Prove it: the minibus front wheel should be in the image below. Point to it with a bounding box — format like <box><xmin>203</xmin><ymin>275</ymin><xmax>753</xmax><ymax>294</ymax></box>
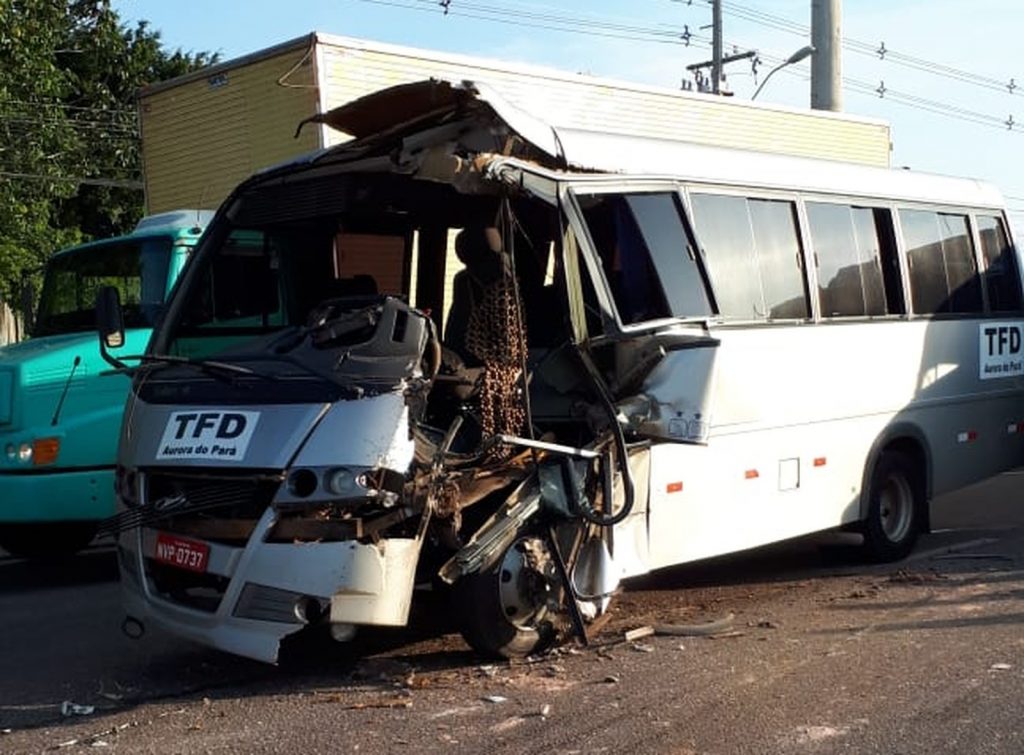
<box><xmin>454</xmin><ymin>531</ymin><xmax>558</xmax><ymax>658</ymax></box>
<box><xmin>861</xmin><ymin>450</ymin><xmax>923</xmax><ymax>562</ymax></box>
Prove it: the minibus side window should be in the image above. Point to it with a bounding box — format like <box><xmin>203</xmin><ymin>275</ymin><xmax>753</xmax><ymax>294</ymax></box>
<box><xmin>691</xmin><ymin>193</ymin><xmax>809</xmax><ymax>320</ymax></box>
<box><xmin>807</xmin><ymin>202</ymin><xmax>899</xmax><ymax>317</ymax></box>
<box><xmin>749</xmin><ymin>199</ymin><xmax>808</xmax><ymax>319</ymax></box>
<box><xmin>900</xmin><ymin>209</ymin><xmax>982</xmax><ymax>314</ymax></box>
<box><xmin>577</xmin><ymin>192</ymin><xmax>712</xmax><ymax>324</ymax></box>
<box><xmin>977</xmin><ymin>215</ymin><xmax>1022</xmax><ymax>312</ymax></box>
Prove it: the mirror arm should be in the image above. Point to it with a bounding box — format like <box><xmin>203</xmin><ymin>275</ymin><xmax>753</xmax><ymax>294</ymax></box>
<box><xmin>98</xmin><ymin>337</ymin><xmax>128</xmax><ymax>370</ymax></box>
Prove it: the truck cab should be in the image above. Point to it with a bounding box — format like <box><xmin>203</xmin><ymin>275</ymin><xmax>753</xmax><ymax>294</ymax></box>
<box><xmin>0</xmin><ymin>211</ymin><xmax>212</xmax><ymax>558</ymax></box>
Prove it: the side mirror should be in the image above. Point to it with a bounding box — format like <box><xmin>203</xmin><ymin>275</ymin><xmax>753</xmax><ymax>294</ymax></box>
<box><xmin>96</xmin><ymin>286</ymin><xmax>126</xmax><ymax>353</ymax></box>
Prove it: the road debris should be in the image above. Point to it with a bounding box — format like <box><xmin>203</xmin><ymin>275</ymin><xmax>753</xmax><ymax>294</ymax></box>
<box><xmin>651</xmin><ymin>613</ymin><xmax>736</xmax><ymax>637</ymax></box>
<box><xmin>482</xmin><ymin>695</ymin><xmax>508</xmax><ymax>704</ymax></box>
<box><xmin>313</xmin><ymin>692</ymin><xmax>414</xmax><ymax>710</ymax></box>
<box><xmin>602</xmin><ymin>674</ymin><xmax>621</xmax><ymax>684</ymax></box>
<box><xmin>888</xmin><ymin>569</ymin><xmax>949</xmax><ymax>584</ymax></box>
<box><xmin>630</xmin><ymin>642</ymin><xmax>655</xmax><ymax>653</ymax></box>
<box><xmin>706</xmin><ymin>631</ymin><xmax>746</xmax><ymax>640</ymax></box>
<box><xmin>492</xmin><ymin>717</ymin><xmax>526</xmax><ymax>733</ymax></box>
<box><xmin>61</xmin><ymin>701</ymin><xmax>95</xmax><ymax>717</ymax></box>
<box><xmin>624</xmin><ymin>626</ymin><xmax>655</xmax><ymax>642</ymax></box>
<box><xmin>347</xmin><ymin>700</ymin><xmax>413</xmax><ymax>710</ymax></box>
<box><xmin>990</xmin><ymin>663</ymin><xmax>1013</xmax><ymax>671</ymax></box>
<box><xmin>933</xmin><ymin>553</ymin><xmax>1015</xmax><ymax>562</ymax></box>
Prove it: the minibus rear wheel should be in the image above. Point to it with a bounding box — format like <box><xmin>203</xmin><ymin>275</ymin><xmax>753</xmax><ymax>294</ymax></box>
<box><xmin>861</xmin><ymin>450</ymin><xmax>923</xmax><ymax>562</ymax></box>
<box><xmin>0</xmin><ymin>522</ymin><xmax>98</xmax><ymax>559</ymax></box>
<box><xmin>454</xmin><ymin>532</ymin><xmax>558</xmax><ymax>658</ymax></box>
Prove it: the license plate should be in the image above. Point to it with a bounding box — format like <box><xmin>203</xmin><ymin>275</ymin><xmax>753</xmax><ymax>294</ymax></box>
<box><xmin>154</xmin><ymin>533</ymin><xmax>210</xmax><ymax>573</ymax></box>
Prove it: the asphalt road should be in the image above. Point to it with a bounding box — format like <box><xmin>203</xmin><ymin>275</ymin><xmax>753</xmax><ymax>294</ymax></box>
<box><xmin>2</xmin><ymin>472</ymin><xmax>1024</xmax><ymax>754</ymax></box>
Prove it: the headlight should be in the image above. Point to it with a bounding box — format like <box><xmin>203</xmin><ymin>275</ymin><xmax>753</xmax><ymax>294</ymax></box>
<box><xmin>4</xmin><ymin>444</ymin><xmax>14</xmax><ymax>461</ymax></box>
<box><xmin>325</xmin><ymin>467</ymin><xmax>356</xmax><ymax>496</ymax></box>
<box><xmin>17</xmin><ymin>442</ymin><xmax>31</xmax><ymax>463</ymax></box>
<box><xmin>286</xmin><ymin>468</ymin><xmax>319</xmax><ymax>498</ymax></box>
<box><xmin>273</xmin><ymin>466</ymin><xmax>389</xmax><ymax>506</ymax></box>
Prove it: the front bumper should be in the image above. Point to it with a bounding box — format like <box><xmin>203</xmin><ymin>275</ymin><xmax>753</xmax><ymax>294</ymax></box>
<box><xmin>0</xmin><ymin>466</ymin><xmax>114</xmax><ymax>523</ymax></box>
<box><xmin>119</xmin><ymin>507</ymin><xmax>420</xmax><ymax>664</ymax></box>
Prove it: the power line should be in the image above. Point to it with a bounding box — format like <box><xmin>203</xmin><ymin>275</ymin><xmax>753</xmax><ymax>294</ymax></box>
<box><xmin>351</xmin><ymin>0</ymin><xmax>1023</xmax><ymax>137</ymax></box>
<box><xmin>354</xmin><ymin>0</ymin><xmax>691</xmax><ymax>45</ymax></box>
<box><xmin>0</xmin><ymin>171</ymin><xmax>143</xmax><ymax>189</ymax></box>
<box><xmin>751</xmin><ymin>47</ymin><xmax>1017</xmax><ymax>133</ymax></box>
<box><xmin>0</xmin><ymin>167</ymin><xmax>143</xmax><ymax>180</ymax></box>
<box><xmin>0</xmin><ymin>116</ymin><xmax>139</xmax><ymax>135</ymax></box>
<box><xmin>0</xmin><ymin>98</ymin><xmax>137</xmax><ymax>116</ymax></box>
<box><xmin>717</xmin><ymin>0</ymin><xmax>1020</xmax><ymax>97</ymax></box>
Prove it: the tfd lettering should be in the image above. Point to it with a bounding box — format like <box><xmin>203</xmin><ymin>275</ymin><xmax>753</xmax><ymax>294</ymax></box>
<box><xmin>172</xmin><ymin>412</ymin><xmax>248</xmax><ymax>440</ymax></box>
<box><xmin>984</xmin><ymin>326</ymin><xmax>1021</xmax><ymax>356</ymax></box>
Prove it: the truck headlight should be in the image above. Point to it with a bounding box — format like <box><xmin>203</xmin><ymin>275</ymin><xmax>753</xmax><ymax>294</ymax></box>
<box><xmin>17</xmin><ymin>442</ymin><xmax>31</xmax><ymax>463</ymax></box>
<box><xmin>4</xmin><ymin>444</ymin><xmax>14</xmax><ymax>461</ymax></box>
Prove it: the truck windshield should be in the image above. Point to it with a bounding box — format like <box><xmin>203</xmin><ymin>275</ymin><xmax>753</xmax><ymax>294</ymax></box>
<box><xmin>35</xmin><ymin>237</ymin><xmax>173</xmax><ymax>336</ymax></box>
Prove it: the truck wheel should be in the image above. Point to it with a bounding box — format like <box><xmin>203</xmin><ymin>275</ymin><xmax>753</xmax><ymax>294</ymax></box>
<box><xmin>861</xmin><ymin>451</ymin><xmax>922</xmax><ymax>562</ymax></box>
<box><xmin>454</xmin><ymin>532</ymin><xmax>558</xmax><ymax>658</ymax></box>
<box><xmin>0</xmin><ymin>523</ymin><xmax>98</xmax><ymax>559</ymax></box>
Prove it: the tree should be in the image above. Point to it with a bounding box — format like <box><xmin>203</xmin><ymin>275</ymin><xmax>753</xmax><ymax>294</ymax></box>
<box><xmin>0</xmin><ymin>0</ymin><xmax>216</xmax><ymax>304</ymax></box>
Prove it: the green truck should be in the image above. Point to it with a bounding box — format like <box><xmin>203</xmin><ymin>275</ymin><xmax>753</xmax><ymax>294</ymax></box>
<box><xmin>0</xmin><ymin>210</ymin><xmax>211</xmax><ymax>557</ymax></box>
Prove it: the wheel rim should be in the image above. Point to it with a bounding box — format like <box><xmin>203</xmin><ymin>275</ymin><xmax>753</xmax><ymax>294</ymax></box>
<box><xmin>879</xmin><ymin>472</ymin><xmax>914</xmax><ymax>543</ymax></box>
<box><xmin>496</xmin><ymin>537</ymin><xmax>551</xmax><ymax>629</ymax></box>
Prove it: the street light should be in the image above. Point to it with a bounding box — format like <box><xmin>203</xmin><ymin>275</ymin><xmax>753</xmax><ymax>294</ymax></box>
<box><xmin>751</xmin><ymin>45</ymin><xmax>816</xmax><ymax>101</ymax></box>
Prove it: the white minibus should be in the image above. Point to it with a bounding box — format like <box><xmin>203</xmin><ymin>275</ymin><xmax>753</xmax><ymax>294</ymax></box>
<box><xmin>98</xmin><ymin>79</ymin><xmax>1024</xmax><ymax>663</ymax></box>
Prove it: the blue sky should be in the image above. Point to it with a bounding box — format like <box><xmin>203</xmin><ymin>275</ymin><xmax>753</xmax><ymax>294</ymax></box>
<box><xmin>113</xmin><ymin>0</ymin><xmax>1024</xmax><ymax>227</ymax></box>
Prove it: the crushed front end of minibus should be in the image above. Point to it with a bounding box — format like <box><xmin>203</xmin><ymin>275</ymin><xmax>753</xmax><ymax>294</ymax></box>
<box><xmin>105</xmin><ymin>79</ymin><xmax>719</xmax><ymax>663</ymax></box>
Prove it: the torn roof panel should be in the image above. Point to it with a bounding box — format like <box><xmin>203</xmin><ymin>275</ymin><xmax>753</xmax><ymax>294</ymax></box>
<box><xmin>293</xmin><ymin>78</ymin><xmax>1003</xmax><ymax>211</ymax></box>
<box><xmin>304</xmin><ymin>78</ymin><xmax>561</xmax><ymax>161</ymax></box>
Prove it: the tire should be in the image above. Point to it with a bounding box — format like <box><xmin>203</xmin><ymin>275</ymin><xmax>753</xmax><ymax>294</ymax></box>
<box><xmin>861</xmin><ymin>450</ymin><xmax>923</xmax><ymax>562</ymax></box>
<box><xmin>453</xmin><ymin>532</ymin><xmax>558</xmax><ymax>658</ymax></box>
<box><xmin>0</xmin><ymin>522</ymin><xmax>98</xmax><ymax>559</ymax></box>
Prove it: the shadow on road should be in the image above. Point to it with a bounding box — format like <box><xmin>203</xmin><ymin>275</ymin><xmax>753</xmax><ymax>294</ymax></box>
<box><xmin>0</xmin><ymin>546</ymin><xmax>118</xmax><ymax>592</ymax></box>
<box><xmin>624</xmin><ymin>531</ymin><xmax>871</xmax><ymax>594</ymax></box>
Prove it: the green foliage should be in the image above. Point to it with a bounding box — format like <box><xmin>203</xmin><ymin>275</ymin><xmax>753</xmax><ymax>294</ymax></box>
<box><xmin>0</xmin><ymin>0</ymin><xmax>216</xmax><ymax>303</ymax></box>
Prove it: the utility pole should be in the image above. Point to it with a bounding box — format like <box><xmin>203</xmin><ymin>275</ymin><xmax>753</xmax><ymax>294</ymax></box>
<box><xmin>711</xmin><ymin>0</ymin><xmax>723</xmax><ymax>95</ymax></box>
<box><xmin>685</xmin><ymin>0</ymin><xmax>756</xmax><ymax>95</ymax></box>
<box><xmin>810</xmin><ymin>0</ymin><xmax>842</xmax><ymax>110</ymax></box>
